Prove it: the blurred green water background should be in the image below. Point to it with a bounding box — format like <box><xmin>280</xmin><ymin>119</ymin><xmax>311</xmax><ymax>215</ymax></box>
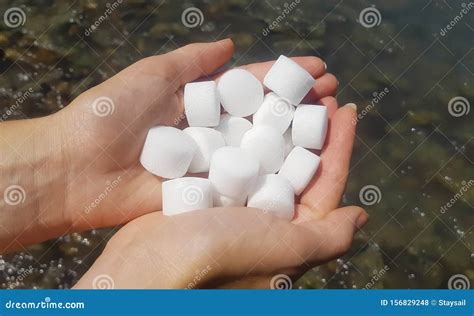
<box><xmin>0</xmin><ymin>0</ymin><xmax>472</xmax><ymax>289</ymax></box>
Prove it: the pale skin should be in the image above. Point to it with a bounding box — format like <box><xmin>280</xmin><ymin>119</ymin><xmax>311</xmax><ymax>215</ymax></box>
<box><xmin>0</xmin><ymin>39</ymin><xmax>368</xmax><ymax>288</ymax></box>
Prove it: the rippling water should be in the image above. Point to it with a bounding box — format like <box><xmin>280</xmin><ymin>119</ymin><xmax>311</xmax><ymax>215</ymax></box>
<box><xmin>0</xmin><ymin>0</ymin><xmax>472</xmax><ymax>289</ymax></box>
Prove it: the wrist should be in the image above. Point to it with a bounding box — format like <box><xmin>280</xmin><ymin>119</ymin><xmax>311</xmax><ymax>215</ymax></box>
<box><xmin>0</xmin><ymin>114</ymin><xmax>71</xmax><ymax>252</ymax></box>
<box><xmin>75</xmin><ymin>213</ymin><xmax>218</xmax><ymax>289</ymax></box>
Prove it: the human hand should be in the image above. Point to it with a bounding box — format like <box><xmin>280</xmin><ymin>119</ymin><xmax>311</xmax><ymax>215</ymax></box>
<box><xmin>75</xmin><ymin>88</ymin><xmax>367</xmax><ymax>289</ymax></box>
<box><xmin>0</xmin><ymin>39</ymin><xmax>338</xmax><ymax>252</ymax></box>
<box><xmin>57</xmin><ymin>39</ymin><xmax>339</xmax><ymax>231</ymax></box>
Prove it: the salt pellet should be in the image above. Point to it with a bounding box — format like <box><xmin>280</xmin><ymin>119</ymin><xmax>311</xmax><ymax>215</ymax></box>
<box><xmin>184</xmin><ymin>81</ymin><xmax>220</xmax><ymax>127</ymax></box>
<box><xmin>263</xmin><ymin>55</ymin><xmax>316</xmax><ymax>105</ymax></box>
<box><xmin>247</xmin><ymin>174</ymin><xmax>295</xmax><ymax>221</ymax></box>
<box><xmin>140</xmin><ymin>126</ymin><xmax>197</xmax><ymax>179</ymax></box>
<box><xmin>292</xmin><ymin>104</ymin><xmax>328</xmax><ymax>150</ymax></box>
<box><xmin>283</xmin><ymin>128</ymin><xmax>294</xmax><ymax>157</ymax></box>
<box><xmin>162</xmin><ymin>177</ymin><xmax>212</xmax><ymax>216</ymax></box>
<box><xmin>208</xmin><ymin>146</ymin><xmax>260</xmax><ymax>199</ymax></box>
<box><xmin>278</xmin><ymin>146</ymin><xmax>321</xmax><ymax>195</ymax></box>
<box><xmin>213</xmin><ymin>192</ymin><xmax>246</xmax><ymax>207</ymax></box>
<box><xmin>217</xmin><ymin>69</ymin><xmax>264</xmax><ymax>117</ymax></box>
<box><xmin>240</xmin><ymin>125</ymin><xmax>285</xmax><ymax>174</ymax></box>
<box><xmin>253</xmin><ymin>92</ymin><xmax>295</xmax><ymax>134</ymax></box>
<box><xmin>184</xmin><ymin>127</ymin><xmax>225</xmax><ymax>173</ymax></box>
<box><xmin>214</xmin><ymin>114</ymin><xmax>252</xmax><ymax>146</ymax></box>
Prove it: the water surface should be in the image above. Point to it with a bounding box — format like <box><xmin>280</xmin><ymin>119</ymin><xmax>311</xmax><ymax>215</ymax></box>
<box><xmin>0</xmin><ymin>0</ymin><xmax>472</xmax><ymax>289</ymax></box>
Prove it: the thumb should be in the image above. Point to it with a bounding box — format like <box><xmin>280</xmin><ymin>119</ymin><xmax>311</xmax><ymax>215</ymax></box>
<box><xmin>162</xmin><ymin>39</ymin><xmax>234</xmax><ymax>86</ymax></box>
<box><xmin>305</xmin><ymin>206</ymin><xmax>368</xmax><ymax>263</ymax></box>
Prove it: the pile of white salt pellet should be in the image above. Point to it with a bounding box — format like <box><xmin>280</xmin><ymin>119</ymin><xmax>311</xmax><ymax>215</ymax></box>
<box><xmin>140</xmin><ymin>56</ymin><xmax>327</xmax><ymax>221</ymax></box>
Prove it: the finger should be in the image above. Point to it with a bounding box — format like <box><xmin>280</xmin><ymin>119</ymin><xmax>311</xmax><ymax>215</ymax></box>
<box><xmin>303</xmin><ymin>73</ymin><xmax>338</xmax><ymax>101</ymax></box>
<box><xmin>217</xmin><ymin>276</ymin><xmax>274</xmax><ymax>289</ymax></box>
<box><xmin>300</xmin><ymin>104</ymin><xmax>358</xmax><ymax>217</ymax></box>
<box><xmin>213</xmin><ymin>58</ymin><xmax>333</xmax><ymax>105</ymax></box>
<box><xmin>301</xmin><ymin>206</ymin><xmax>368</xmax><ymax>264</ymax></box>
<box><xmin>317</xmin><ymin>96</ymin><xmax>338</xmax><ymax>119</ymax></box>
<box><xmin>162</xmin><ymin>39</ymin><xmax>235</xmax><ymax>86</ymax></box>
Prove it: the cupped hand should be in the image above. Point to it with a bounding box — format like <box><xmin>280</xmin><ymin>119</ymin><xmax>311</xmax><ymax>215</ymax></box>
<box><xmin>55</xmin><ymin>39</ymin><xmax>339</xmax><ymax>233</ymax></box>
<box><xmin>74</xmin><ymin>53</ymin><xmax>367</xmax><ymax>288</ymax></box>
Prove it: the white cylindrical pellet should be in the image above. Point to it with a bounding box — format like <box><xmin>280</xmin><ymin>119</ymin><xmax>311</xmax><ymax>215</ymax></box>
<box><xmin>278</xmin><ymin>146</ymin><xmax>321</xmax><ymax>195</ymax></box>
<box><xmin>217</xmin><ymin>69</ymin><xmax>264</xmax><ymax>117</ymax></box>
<box><xmin>292</xmin><ymin>104</ymin><xmax>328</xmax><ymax>150</ymax></box>
<box><xmin>283</xmin><ymin>128</ymin><xmax>294</xmax><ymax>158</ymax></box>
<box><xmin>240</xmin><ymin>125</ymin><xmax>285</xmax><ymax>174</ymax></box>
<box><xmin>214</xmin><ymin>114</ymin><xmax>252</xmax><ymax>146</ymax></box>
<box><xmin>253</xmin><ymin>92</ymin><xmax>295</xmax><ymax>134</ymax></box>
<box><xmin>263</xmin><ymin>55</ymin><xmax>316</xmax><ymax>105</ymax></box>
<box><xmin>184</xmin><ymin>127</ymin><xmax>225</xmax><ymax>173</ymax></box>
<box><xmin>213</xmin><ymin>192</ymin><xmax>246</xmax><ymax>207</ymax></box>
<box><xmin>162</xmin><ymin>177</ymin><xmax>212</xmax><ymax>216</ymax></box>
<box><xmin>184</xmin><ymin>81</ymin><xmax>220</xmax><ymax>127</ymax></box>
<box><xmin>140</xmin><ymin>126</ymin><xmax>197</xmax><ymax>179</ymax></box>
<box><xmin>247</xmin><ymin>174</ymin><xmax>295</xmax><ymax>221</ymax></box>
<box><xmin>208</xmin><ymin>146</ymin><xmax>260</xmax><ymax>199</ymax></box>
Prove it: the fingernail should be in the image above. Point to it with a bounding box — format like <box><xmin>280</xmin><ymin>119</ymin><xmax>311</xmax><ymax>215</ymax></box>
<box><xmin>217</xmin><ymin>38</ymin><xmax>232</xmax><ymax>44</ymax></box>
<box><xmin>345</xmin><ymin>103</ymin><xmax>357</xmax><ymax>111</ymax></box>
<box><xmin>323</xmin><ymin>62</ymin><xmax>327</xmax><ymax>70</ymax></box>
<box><xmin>356</xmin><ymin>212</ymin><xmax>369</xmax><ymax>229</ymax></box>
